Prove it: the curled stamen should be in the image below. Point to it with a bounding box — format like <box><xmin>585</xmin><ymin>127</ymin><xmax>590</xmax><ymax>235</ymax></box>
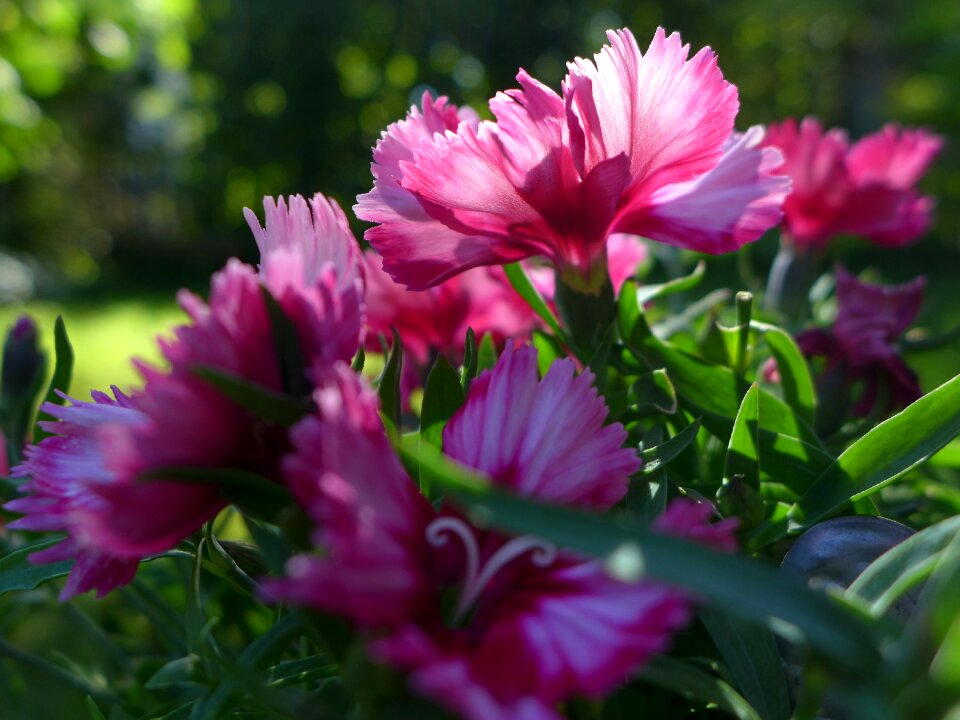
<box><xmin>425</xmin><ymin>516</ymin><xmax>558</xmax><ymax>624</ymax></box>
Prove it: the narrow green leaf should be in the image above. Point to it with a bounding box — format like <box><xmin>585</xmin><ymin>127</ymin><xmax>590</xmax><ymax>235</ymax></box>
<box><xmin>790</xmin><ymin>373</ymin><xmax>960</xmax><ymax>530</ymax></box>
<box><xmin>700</xmin><ymin>608</ymin><xmax>792</xmax><ymax>720</ymax></box>
<box><xmin>619</xmin><ymin>284</ymin><xmax>832</xmax><ymax>494</ymax></box>
<box><xmin>640</xmin><ymin>418</ymin><xmax>700</xmax><ymax>474</ymax></box>
<box><xmin>34</xmin><ymin>316</ymin><xmax>73</xmax><ymax>441</ymax></box>
<box><xmin>85</xmin><ymin>697</ymin><xmax>108</xmax><ymax>720</ymax></box>
<box><xmin>477</xmin><ymin>332</ymin><xmax>498</xmax><ymax>372</ymax></box>
<box><xmin>633</xmin><ymin>260</ymin><xmax>706</xmax><ymax>305</ymax></box>
<box><xmin>633</xmin><ymin>369</ymin><xmax>677</xmax><ymax>415</ymax></box>
<box><xmin>146</xmin><ymin>655</ymin><xmax>202</xmax><ymax>688</ymax></box>
<box><xmin>503</xmin><ymin>262</ymin><xmax>573</xmax><ymax>350</ymax></box>
<box><xmin>192</xmin><ymin>612</ymin><xmax>306</xmax><ymax>719</ymax></box>
<box><xmin>192</xmin><ymin>365</ymin><xmax>309</xmax><ymax>426</ymax></box>
<box><xmin>531</xmin><ymin>329</ymin><xmax>564</xmax><ymax>377</ymax></box>
<box><xmin>350</xmin><ymin>346</ymin><xmax>365</xmax><ymax>372</ymax></box>
<box><xmin>0</xmin><ymin>539</ymin><xmax>72</xmax><ymax>595</ymax></box>
<box><xmin>261</xmin><ymin>286</ymin><xmax>309</xmax><ymax>396</ymax></box>
<box><xmin>639</xmin><ymin>655</ymin><xmax>762</xmax><ymax>720</ymax></box>
<box><xmin>753</xmin><ymin>320</ymin><xmax>817</xmax><ymax>425</ymax></box>
<box><xmin>409</xmin><ymin>443</ymin><xmax>882</xmax><ymax>672</ymax></box>
<box><xmin>420</xmin><ymin>355</ymin><xmax>466</xmax><ymax>449</ymax></box>
<box><xmin>847</xmin><ymin>515</ymin><xmax>960</xmax><ymax>616</ymax></box>
<box><xmin>724</xmin><ymin>383</ymin><xmax>761</xmax><ymax>490</ymax></box>
<box><xmin>461</xmin><ymin>327</ymin><xmax>478</xmax><ymax>392</ymax></box>
<box><xmin>376</xmin><ymin>330</ymin><xmax>403</xmax><ymax>433</ymax></box>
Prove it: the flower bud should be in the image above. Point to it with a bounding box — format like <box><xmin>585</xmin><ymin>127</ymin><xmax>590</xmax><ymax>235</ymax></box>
<box><xmin>2</xmin><ymin>315</ymin><xmax>45</xmax><ymax>406</ymax></box>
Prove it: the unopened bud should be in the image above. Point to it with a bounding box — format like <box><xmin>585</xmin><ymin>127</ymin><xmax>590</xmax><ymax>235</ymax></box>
<box><xmin>1</xmin><ymin>315</ymin><xmax>46</xmax><ymax>410</ymax></box>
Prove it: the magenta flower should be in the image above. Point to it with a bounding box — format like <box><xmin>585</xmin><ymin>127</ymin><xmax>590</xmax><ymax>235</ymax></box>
<box><xmin>796</xmin><ymin>267</ymin><xmax>925</xmax><ymax>416</ymax></box>
<box><xmin>356</xmin><ymin>28</ymin><xmax>788</xmax><ymax>292</ymax></box>
<box><xmin>363</xmin><ymin>252</ymin><xmax>540</xmax><ymax>366</ymax></box>
<box><xmin>6</xmin><ymin>193</ymin><xmax>365</xmax><ymax>597</ymax></box>
<box><xmin>762</xmin><ymin>118</ymin><xmax>943</xmax><ymax>248</ymax></box>
<box><xmin>7</xmin><ymin>389</ymin><xmax>142</xmax><ymax>599</ymax></box>
<box><xmin>267</xmin><ymin>345</ymin><xmax>737</xmax><ymax>719</ymax></box>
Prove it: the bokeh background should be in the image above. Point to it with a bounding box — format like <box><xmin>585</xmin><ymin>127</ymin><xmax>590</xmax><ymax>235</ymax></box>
<box><xmin>1</xmin><ymin>0</ymin><xmax>959</xmax><ymax>394</ymax></box>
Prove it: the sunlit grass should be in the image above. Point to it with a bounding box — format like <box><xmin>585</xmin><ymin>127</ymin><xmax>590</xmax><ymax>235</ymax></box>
<box><xmin>0</xmin><ymin>300</ymin><xmax>184</xmax><ymax>399</ymax></box>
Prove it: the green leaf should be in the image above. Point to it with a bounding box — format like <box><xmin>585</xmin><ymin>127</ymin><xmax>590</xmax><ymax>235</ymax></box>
<box><xmin>619</xmin><ymin>284</ymin><xmax>832</xmax><ymax>494</ymax></box>
<box><xmin>461</xmin><ymin>327</ymin><xmax>478</xmax><ymax>392</ymax></box>
<box><xmin>503</xmin><ymin>262</ymin><xmax>573</xmax><ymax>351</ymax></box>
<box><xmin>410</xmin><ymin>442</ymin><xmax>882</xmax><ymax>672</ymax></box>
<box><xmin>192</xmin><ymin>365</ymin><xmax>309</xmax><ymax>426</ymax></box>
<box><xmin>531</xmin><ymin>329</ymin><xmax>564</xmax><ymax>377</ymax></box>
<box><xmin>633</xmin><ymin>260</ymin><xmax>706</xmax><ymax>305</ymax></box>
<box><xmin>261</xmin><ymin>286</ymin><xmax>309</xmax><ymax>396</ymax></box>
<box><xmin>640</xmin><ymin>418</ymin><xmax>700</xmax><ymax>475</ymax></box>
<box><xmin>34</xmin><ymin>316</ymin><xmax>72</xmax><ymax>441</ymax></box>
<box><xmin>192</xmin><ymin>612</ymin><xmax>306</xmax><ymax>719</ymax></box>
<box><xmin>724</xmin><ymin>383</ymin><xmax>761</xmax><ymax>490</ymax></box>
<box><xmin>86</xmin><ymin>697</ymin><xmax>108</xmax><ymax>720</ymax></box>
<box><xmin>790</xmin><ymin>373</ymin><xmax>960</xmax><ymax>530</ymax></box>
<box><xmin>846</xmin><ymin>515</ymin><xmax>960</xmax><ymax>616</ymax></box>
<box><xmin>477</xmin><ymin>332</ymin><xmax>498</xmax><ymax>372</ymax></box>
<box><xmin>350</xmin><ymin>346</ymin><xmax>365</xmax><ymax>372</ymax></box>
<box><xmin>639</xmin><ymin>655</ymin><xmax>762</xmax><ymax>720</ymax></box>
<box><xmin>377</xmin><ymin>330</ymin><xmax>403</xmax><ymax>433</ymax></box>
<box><xmin>0</xmin><ymin>539</ymin><xmax>73</xmax><ymax>595</ymax></box>
<box><xmin>700</xmin><ymin>608</ymin><xmax>792</xmax><ymax>720</ymax></box>
<box><xmin>146</xmin><ymin>654</ymin><xmax>202</xmax><ymax>688</ymax></box>
<box><xmin>633</xmin><ymin>369</ymin><xmax>677</xmax><ymax>415</ymax></box>
<box><xmin>753</xmin><ymin>320</ymin><xmax>817</xmax><ymax>426</ymax></box>
<box><xmin>420</xmin><ymin>355</ymin><xmax>465</xmax><ymax>449</ymax></box>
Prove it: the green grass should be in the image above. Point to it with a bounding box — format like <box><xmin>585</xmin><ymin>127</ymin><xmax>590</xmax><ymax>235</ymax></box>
<box><xmin>0</xmin><ymin>300</ymin><xmax>185</xmax><ymax>399</ymax></box>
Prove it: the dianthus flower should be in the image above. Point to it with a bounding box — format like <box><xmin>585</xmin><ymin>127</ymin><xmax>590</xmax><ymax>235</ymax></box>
<box><xmin>762</xmin><ymin>118</ymin><xmax>942</xmax><ymax>248</ymax></box>
<box><xmin>795</xmin><ymin>267</ymin><xmax>925</xmax><ymax>416</ymax></box>
<box><xmin>356</xmin><ymin>28</ymin><xmax>788</xmax><ymax>292</ymax></box>
<box><xmin>267</xmin><ymin>344</ymin><xmax>737</xmax><ymax>719</ymax></box>
<box><xmin>6</xmin><ymin>194</ymin><xmax>364</xmax><ymax>598</ymax></box>
<box><xmin>358</xmin><ymin>91</ymin><xmax>648</xmax><ymax>366</ymax></box>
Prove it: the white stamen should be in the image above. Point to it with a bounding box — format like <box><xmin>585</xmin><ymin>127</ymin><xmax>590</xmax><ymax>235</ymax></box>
<box><xmin>425</xmin><ymin>516</ymin><xmax>557</xmax><ymax>624</ymax></box>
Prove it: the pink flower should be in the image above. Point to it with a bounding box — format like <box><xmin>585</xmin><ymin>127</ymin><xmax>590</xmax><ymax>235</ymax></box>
<box><xmin>762</xmin><ymin>118</ymin><xmax>943</xmax><ymax>248</ymax></box>
<box><xmin>363</xmin><ymin>252</ymin><xmax>540</xmax><ymax>366</ymax></box>
<box><xmin>267</xmin><ymin>344</ymin><xmax>737</xmax><ymax>718</ymax></box>
<box><xmin>6</xmin><ymin>389</ymin><xmax>142</xmax><ymax>598</ymax></box>
<box><xmin>356</xmin><ymin>28</ymin><xmax>788</xmax><ymax>292</ymax></box>
<box><xmin>6</xmin><ymin>193</ymin><xmax>365</xmax><ymax>597</ymax></box>
<box><xmin>796</xmin><ymin>267</ymin><xmax>925</xmax><ymax>416</ymax></box>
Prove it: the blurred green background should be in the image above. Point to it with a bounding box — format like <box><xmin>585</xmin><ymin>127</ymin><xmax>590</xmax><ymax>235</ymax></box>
<box><xmin>1</xmin><ymin>0</ymin><xmax>958</xmax><ymax>395</ymax></box>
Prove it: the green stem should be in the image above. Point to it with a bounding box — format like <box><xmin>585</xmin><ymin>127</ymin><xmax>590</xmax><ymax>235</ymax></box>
<box><xmin>734</xmin><ymin>291</ymin><xmax>753</xmax><ymax>376</ymax></box>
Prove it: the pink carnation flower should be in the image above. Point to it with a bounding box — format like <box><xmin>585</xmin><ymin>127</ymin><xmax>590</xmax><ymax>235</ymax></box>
<box><xmin>363</xmin><ymin>252</ymin><xmax>539</xmax><ymax>366</ymax></box>
<box><xmin>267</xmin><ymin>344</ymin><xmax>736</xmax><ymax>718</ymax></box>
<box><xmin>762</xmin><ymin>118</ymin><xmax>943</xmax><ymax>248</ymax></box>
<box><xmin>796</xmin><ymin>267</ymin><xmax>925</xmax><ymax>416</ymax></box>
<box><xmin>6</xmin><ymin>193</ymin><xmax>365</xmax><ymax>598</ymax></box>
<box><xmin>356</xmin><ymin>28</ymin><xmax>788</xmax><ymax>292</ymax></box>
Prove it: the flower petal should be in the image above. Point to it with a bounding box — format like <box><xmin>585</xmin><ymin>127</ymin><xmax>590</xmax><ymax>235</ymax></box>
<box><xmin>265</xmin><ymin>366</ymin><xmax>436</xmax><ymax>626</ymax></box>
<box><xmin>834</xmin><ymin>267</ymin><xmax>926</xmax><ymax>365</ymax></box>
<box><xmin>443</xmin><ymin>342</ymin><xmax>638</xmax><ymax>509</ymax></box>
<box><xmin>612</xmin><ymin>126</ymin><xmax>789</xmax><ymax>254</ymax></box>
<box><xmin>564</xmin><ymin>27</ymin><xmax>738</xmax><ymax>195</ymax></box>
<box><xmin>847</xmin><ymin>124</ymin><xmax>944</xmax><ymax>189</ymax></box>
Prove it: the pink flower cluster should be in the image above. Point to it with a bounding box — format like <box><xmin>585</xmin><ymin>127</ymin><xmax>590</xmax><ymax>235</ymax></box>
<box><xmin>763</xmin><ymin>118</ymin><xmax>942</xmax><ymax>248</ymax></box>
<box><xmin>266</xmin><ymin>345</ymin><xmax>735</xmax><ymax>719</ymax></box>
<box><xmin>4</xmin><ymin>23</ymin><xmax>942</xmax><ymax>718</ymax></box>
